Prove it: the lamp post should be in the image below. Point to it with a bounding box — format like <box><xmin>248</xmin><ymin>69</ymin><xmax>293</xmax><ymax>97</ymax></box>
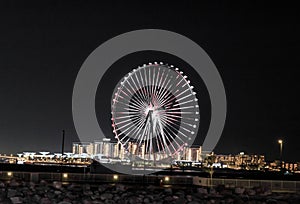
<box><xmin>278</xmin><ymin>139</ymin><xmax>283</xmax><ymax>160</ymax></box>
<box><xmin>278</xmin><ymin>139</ymin><xmax>283</xmax><ymax>169</ymax></box>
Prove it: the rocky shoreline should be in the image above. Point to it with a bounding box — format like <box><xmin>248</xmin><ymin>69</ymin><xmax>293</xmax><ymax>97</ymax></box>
<box><xmin>0</xmin><ymin>179</ymin><xmax>299</xmax><ymax>204</ymax></box>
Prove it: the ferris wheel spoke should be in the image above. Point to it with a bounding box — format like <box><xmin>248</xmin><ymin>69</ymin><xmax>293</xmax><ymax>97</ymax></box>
<box><xmin>166</xmin><ymin>111</ymin><xmax>194</xmax><ymax>114</ymax></box>
<box><xmin>121</xmin><ymin>82</ymin><xmax>134</xmax><ymax>96</ymax></box>
<box><xmin>175</xmin><ymin>92</ymin><xmax>195</xmax><ymax>102</ymax></box>
<box><xmin>128</xmin><ymin>77</ymin><xmax>145</xmax><ymax>105</ymax></box>
<box><xmin>176</xmin><ymin>77</ymin><xmax>186</xmax><ymax>87</ymax></box>
<box><xmin>148</xmin><ymin>66</ymin><xmax>153</xmax><ymax>96</ymax></box>
<box><xmin>156</xmin><ymin>70</ymin><xmax>171</xmax><ymax>98</ymax></box>
<box><xmin>157</xmin><ymin>78</ymin><xmax>172</xmax><ymax>102</ymax></box>
<box><xmin>151</xmin><ymin>67</ymin><xmax>155</xmax><ymax>96</ymax></box>
<box><xmin>156</xmin><ymin>121</ymin><xmax>172</xmax><ymax>155</ymax></box>
<box><xmin>157</xmin><ymin>68</ymin><xmax>166</xmax><ymax>91</ymax></box>
<box><xmin>117</xmin><ymin>115</ymin><xmax>143</xmax><ymax>134</ymax></box>
<box><xmin>123</xmin><ymin>107</ymin><xmax>141</xmax><ymax>112</ymax></box>
<box><xmin>174</xmin><ymin>87</ymin><xmax>191</xmax><ymax>98</ymax></box>
<box><xmin>115</xmin><ymin>114</ymin><xmax>140</xmax><ymax>120</ymax></box>
<box><xmin>143</xmin><ymin>67</ymin><xmax>150</xmax><ymax>100</ymax></box>
<box><xmin>137</xmin><ymin>125</ymin><xmax>148</xmax><ymax>148</ymax></box>
<box><xmin>115</xmin><ymin>116</ymin><xmax>141</xmax><ymax>126</ymax></box>
<box><xmin>129</xmin><ymin>96</ymin><xmax>146</xmax><ymax>110</ymax></box>
<box><xmin>130</xmin><ymin>117</ymin><xmax>150</xmax><ymax>141</ymax></box>
<box><xmin>172</xmin><ymin>99</ymin><xmax>195</xmax><ymax>107</ymax></box>
<box><xmin>125</xmin><ymin>78</ymin><xmax>137</xmax><ymax>94</ymax></box>
<box><xmin>159</xmin><ymin>93</ymin><xmax>176</xmax><ymax>108</ymax></box>
<box><xmin>159</xmin><ymin>124</ymin><xmax>183</xmax><ymax>152</ymax></box>
<box><xmin>118</xmin><ymin>88</ymin><xmax>130</xmax><ymax>98</ymax></box>
<box><xmin>160</xmin><ymin>114</ymin><xmax>181</xmax><ymax>125</ymax></box>
<box><xmin>124</xmin><ymin>86</ymin><xmax>145</xmax><ymax>109</ymax></box>
<box><xmin>153</xmin><ymin>125</ymin><xmax>164</xmax><ymax>155</ymax></box>
<box><xmin>181</xmin><ymin>120</ymin><xmax>198</xmax><ymax>129</ymax></box>
<box><xmin>153</xmin><ymin>67</ymin><xmax>161</xmax><ymax>101</ymax></box>
<box><xmin>115</xmin><ymin>117</ymin><xmax>143</xmax><ymax>133</ymax></box>
<box><xmin>166</xmin><ymin>106</ymin><xmax>195</xmax><ymax>111</ymax></box>
<box><xmin>138</xmin><ymin>68</ymin><xmax>148</xmax><ymax>101</ymax></box>
<box><xmin>160</xmin><ymin>116</ymin><xmax>189</xmax><ymax>140</ymax></box>
<box><xmin>113</xmin><ymin>99</ymin><xmax>133</xmax><ymax>109</ymax></box>
<box><xmin>133</xmin><ymin>72</ymin><xmax>147</xmax><ymax>101</ymax></box>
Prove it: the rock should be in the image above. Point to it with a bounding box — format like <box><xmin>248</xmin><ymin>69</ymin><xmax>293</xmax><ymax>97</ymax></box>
<box><xmin>84</xmin><ymin>190</ymin><xmax>94</xmax><ymax>196</ymax></box>
<box><xmin>33</xmin><ymin>194</ymin><xmax>41</xmax><ymax>202</ymax></box>
<box><xmin>143</xmin><ymin>197</ymin><xmax>151</xmax><ymax>203</ymax></box>
<box><xmin>235</xmin><ymin>187</ymin><xmax>245</xmax><ymax>195</ymax></box>
<box><xmin>164</xmin><ymin>188</ymin><xmax>172</xmax><ymax>194</ymax></box>
<box><xmin>83</xmin><ymin>184</ymin><xmax>91</xmax><ymax>191</ymax></box>
<box><xmin>209</xmin><ymin>188</ymin><xmax>217</xmax><ymax>195</ymax></box>
<box><xmin>46</xmin><ymin>191</ymin><xmax>56</xmax><ymax>199</ymax></box>
<box><xmin>263</xmin><ymin>189</ymin><xmax>272</xmax><ymax>196</ymax></box>
<box><xmin>100</xmin><ymin>193</ymin><xmax>113</xmax><ymax>201</ymax></box>
<box><xmin>40</xmin><ymin>180</ymin><xmax>48</xmax><ymax>186</ymax></box>
<box><xmin>0</xmin><ymin>181</ymin><xmax>6</xmax><ymax>188</ymax></box>
<box><xmin>115</xmin><ymin>184</ymin><xmax>126</xmax><ymax>192</ymax></box>
<box><xmin>53</xmin><ymin>181</ymin><xmax>62</xmax><ymax>189</ymax></box>
<box><xmin>28</xmin><ymin>181</ymin><xmax>35</xmax><ymax>188</ymax></box>
<box><xmin>83</xmin><ymin>199</ymin><xmax>94</xmax><ymax>204</ymax></box>
<box><xmin>163</xmin><ymin>195</ymin><xmax>174</xmax><ymax>202</ymax></box>
<box><xmin>9</xmin><ymin>180</ymin><xmax>20</xmax><ymax>187</ymax></box>
<box><xmin>175</xmin><ymin>190</ymin><xmax>185</xmax><ymax>196</ymax></box>
<box><xmin>58</xmin><ymin>201</ymin><xmax>72</xmax><ymax>204</ymax></box>
<box><xmin>90</xmin><ymin>195</ymin><xmax>100</xmax><ymax>200</ymax></box>
<box><xmin>145</xmin><ymin>195</ymin><xmax>154</xmax><ymax>201</ymax></box>
<box><xmin>104</xmin><ymin>200</ymin><xmax>115</xmax><ymax>204</ymax></box>
<box><xmin>266</xmin><ymin>199</ymin><xmax>278</xmax><ymax>204</ymax></box>
<box><xmin>173</xmin><ymin>197</ymin><xmax>186</xmax><ymax>204</ymax></box>
<box><xmin>222</xmin><ymin>189</ymin><xmax>233</xmax><ymax>195</ymax></box>
<box><xmin>215</xmin><ymin>185</ymin><xmax>225</xmax><ymax>193</ymax></box>
<box><xmin>98</xmin><ymin>185</ymin><xmax>109</xmax><ymax>193</ymax></box>
<box><xmin>40</xmin><ymin>197</ymin><xmax>52</xmax><ymax>204</ymax></box>
<box><xmin>0</xmin><ymin>198</ymin><xmax>13</xmax><ymax>204</ymax></box>
<box><xmin>66</xmin><ymin>191</ymin><xmax>78</xmax><ymax>200</ymax></box>
<box><xmin>146</xmin><ymin>185</ymin><xmax>156</xmax><ymax>191</ymax></box>
<box><xmin>128</xmin><ymin>196</ymin><xmax>141</xmax><ymax>204</ymax></box>
<box><xmin>186</xmin><ymin>194</ymin><xmax>192</xmax><ymax>202</ymax></box>
<box><xmin>197</xmin><ymin>188</ymin><xmax>208</xmax><ymax>194</ymax></box>
<box><xmin>7</xmin><ymin>189</ymin><xmax>18</xmax><ymax>198</ymax></box>
<box><xmin>187</xmin><ymin>201</ymin><xmax>200</xmax><ymax>204</ymax></box>
<box><xmin>247</xmin><ymin>189</ymin><xmax>256</xmax><ymax>196</ymax></box>
<box><xmin>9</xmin><ymin>197</ymin><xmax>22</xmax><ymax>204</ymax></box>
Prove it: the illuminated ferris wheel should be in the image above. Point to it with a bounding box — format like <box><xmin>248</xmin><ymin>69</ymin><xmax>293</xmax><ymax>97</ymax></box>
<box><xmin>111</xmin><ymin>62</ymin><xmax>200</xmax><ymax>160</ymax></box>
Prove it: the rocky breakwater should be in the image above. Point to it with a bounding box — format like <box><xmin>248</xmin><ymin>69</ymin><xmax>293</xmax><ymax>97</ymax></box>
<box><xmin>0</xmin><ymin>178</ymin><xmax>300</xmax><ymax>204</ymax></box>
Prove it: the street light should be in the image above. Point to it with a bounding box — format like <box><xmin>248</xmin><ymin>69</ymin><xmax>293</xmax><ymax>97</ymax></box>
<box><xmin>113</xmin><ymin>174</ymin><xmax>119</xmax><ymax>181</ymax></box>
<box><xmin>278</xmin><ymin>139</ymin><xmax>283</xmax><ymax>160</ymax></box>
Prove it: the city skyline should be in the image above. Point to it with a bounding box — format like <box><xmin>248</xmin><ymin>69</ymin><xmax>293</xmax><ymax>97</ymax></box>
<box><xmin>3</xmin><ymin>137</ymin><xmax>299</xmax><ymax>173</ymax></box>
<box><xmin>0</xmin><ymin>137</ymin><xmax>295</xmax><ymax>164</ymax></box>
<box><xmin>0</xmin><ymin>2</ymin><xmax>300</xmax><ymax>162</ymax></box>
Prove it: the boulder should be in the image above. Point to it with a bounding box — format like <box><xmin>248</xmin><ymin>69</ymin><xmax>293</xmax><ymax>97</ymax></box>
<box><xmin>100</xmin><ymin>193</ymin><xmax>113</xmax><ymax>201</ymax></box>
<box><xmin>9</xmin><ymin>197</ymin><xmax>23</xmax><ymax>204</ymax></box>
<box><xmin>7</xmin><ymin>189</ymin><xmax>18</xmax><ymax>198</ymax></box>
<box><xmin>53</xmin><ymin>181</ymin><xmax>62</xmax><ymax>189</ymax></box>
<box><xmin>234</xmin><ymin>187</ymin><xmax>245</xmax><ymax>195</ymax></box>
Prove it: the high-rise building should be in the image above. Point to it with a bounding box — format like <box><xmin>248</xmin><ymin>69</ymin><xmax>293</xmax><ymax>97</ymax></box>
<box><xmin>72</xmin><ymin>142</ymin><xmax>93</xmax><ymax>155</ymax></box>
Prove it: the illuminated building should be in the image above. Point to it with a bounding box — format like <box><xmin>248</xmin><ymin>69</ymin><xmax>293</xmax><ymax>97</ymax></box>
<box><xmin>211</xmin><ymin>152</ymin><xmax>266</xmax><ymax>170</ymax></box>
<box><xmin>72</xmin><ymin>142</ymin><xmax>93</xmax><ymax>155</ymax></box>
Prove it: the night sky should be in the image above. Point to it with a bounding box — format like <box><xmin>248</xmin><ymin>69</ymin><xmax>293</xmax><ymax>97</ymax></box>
<box><xmin>0</xmin><ymin>1</ymin><xmax>299</xmax><ymax>162</ymax></box>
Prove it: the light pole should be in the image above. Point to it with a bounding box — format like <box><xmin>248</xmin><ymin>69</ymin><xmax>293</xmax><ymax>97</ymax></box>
<box><xmin>278</xmin><ymin>139</ymin><xmax>283</xmax><ymax>168</ymax></box>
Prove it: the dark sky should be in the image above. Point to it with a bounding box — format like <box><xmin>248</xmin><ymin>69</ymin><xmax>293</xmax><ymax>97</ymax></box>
<box><xmin>0</xmin><ymin>1</ymin><xmax>299</xmax><ymax>162</ymax></box>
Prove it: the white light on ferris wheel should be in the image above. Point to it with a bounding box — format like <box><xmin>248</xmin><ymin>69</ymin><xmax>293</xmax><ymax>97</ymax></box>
<box><xmin>111</xmin><ymin>63</ymin><xmax>200</xmax><ymax>161</ymax></box>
